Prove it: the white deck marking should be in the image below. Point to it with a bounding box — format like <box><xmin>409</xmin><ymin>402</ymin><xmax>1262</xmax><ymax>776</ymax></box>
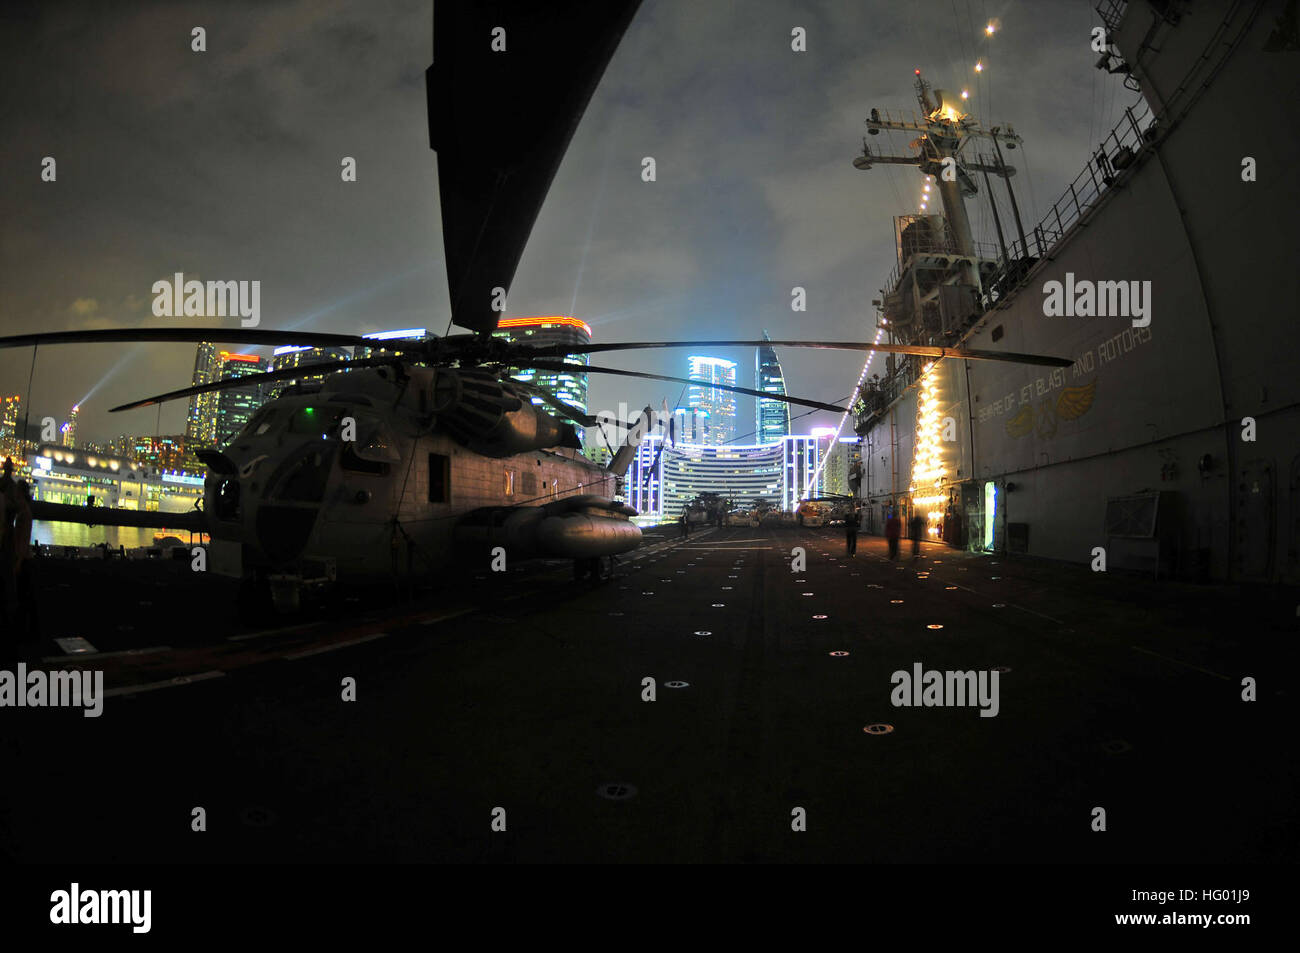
<box><xmin>283</xmin><ymin>632</ymin><xmax>389</xmax><ymax>660</ymax></box>
<box><xmin>1130</xmin><ymin>645</ymin><xmax>1230</xmax><ymax>681</ymax></box>
<box><xmin>53</xmin><ymin>637</ymin><xmax>97</xmax><ymax>655</ymax></box>
<box><xmin>420</xmin><ymin>608</ymin><xmax>475</xmax><ymax>625</ymax></box>
<box><xmin>104</xmin><ymin>670</ymin><xmax>226</xmax><ymax>698</ymax></box>
<box><xmin>229</xmin><ymin>622</ymin><xmax>317</xmax><ymax>642</ymax></box>
<box><xmin>1006</xmin><ymin>603</ymin><xmax>1065</xmax><ymax>625</ymax></box>
<box><xmin>43</xmin><ymin>645</ymin><xmax>170</xmax><ymax>663</ymax></box>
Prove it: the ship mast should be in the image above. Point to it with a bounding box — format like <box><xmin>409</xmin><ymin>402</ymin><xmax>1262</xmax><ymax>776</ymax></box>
<box><xmin>853</xmin><ymin>69</ymin><xmax>1022</xmax><ymax>295</ymax></box>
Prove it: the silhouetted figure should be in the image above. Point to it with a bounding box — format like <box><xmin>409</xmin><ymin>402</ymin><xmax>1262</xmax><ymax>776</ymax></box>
<box><xmin>909</xmin><ymin>513</ymin><xmax>924</xmax><ymax>557</ymax></box>
<box><xmin>845</xmin><ymin>507</ymin><xmax>859</xmax><ymax>556</ymax></box>
<box><xmin>885</xmin><ymin>509</ymin><xmax>901</xmax><ymax>560</ymax></box>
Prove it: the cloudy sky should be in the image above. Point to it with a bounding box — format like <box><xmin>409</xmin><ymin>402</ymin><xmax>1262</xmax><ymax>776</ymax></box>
<box><xmin>0</xmin><ymin>0</ymin><xmax>1142</xmax><ymax>446</ymax></box>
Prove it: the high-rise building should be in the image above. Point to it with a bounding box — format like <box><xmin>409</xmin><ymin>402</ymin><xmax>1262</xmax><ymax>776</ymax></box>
<box><xmin>755</xmin><ymin>331</ymin><xmax>790</xmax><ymax>444</ymax></box>
<box><xmin>671</xmin><ymin>407</ymin><xmax>708</xmax><ymax>445</ymax></box>
<box><xmin>0</xmin><ymin>394</ymin><xmax>20</xmax><ymax>454</ymax></box>
<box><xmin>123</xmin><ymin>434</ymin><xmax>187</xmax><ymax>471</ymax></box>
<box><xmin>271</xmin><ymin>345</ymin><xmax>353</xmax><ymax>393</ymax></box>
<box><xmin>492</xmin><ymin>316</ymin><xmax>592</xmax><ymax>440</ymax></box>
<box><xmin>186</xmin><ymin>342</ymin><xmax>220</xmax><ymax>451</ymax></box>
<box><xmin>821</xmin><ymin>437</ymin><xmax>863</xmax><ymax>497</ymax></box>
<box><xmin>214</xmin><ymin>352</ymin><xmax>268</xmax><ymax>446</ymax></box>
<box><xmin>61</xmin><ymin>404</ymin><xmax>79</xmax><ymax>448</ymax></box>
<box><xmin>354</xmin><ymin>328</ymin><xmax>428</xmax><ymax>360</ymax></box>
<box><xmin>687</xmin><ymin>356</ymin><xmax>737</xmax><ymax>445</ymax></box>
<box><xmin>625</xmin><ymin>434</ymin><xmax>665</xmax><ymax>522</ymax></box>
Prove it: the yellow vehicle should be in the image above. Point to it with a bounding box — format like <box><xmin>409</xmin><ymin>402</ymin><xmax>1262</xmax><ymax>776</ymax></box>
<box><xmin>796</xmin><ymin>500</ymin><xmax>831</xmax><ymax>527</ymax></box>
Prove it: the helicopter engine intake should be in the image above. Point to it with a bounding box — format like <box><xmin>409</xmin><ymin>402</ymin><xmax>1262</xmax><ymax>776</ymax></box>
<box><xmin>431</xmin><ymin>368</ymin><xmax>580</xmax><ymax>456</ymax></box>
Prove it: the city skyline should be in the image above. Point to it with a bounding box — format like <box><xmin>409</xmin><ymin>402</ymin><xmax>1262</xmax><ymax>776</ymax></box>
<box><xmin>0</xmin><ymin>1</ymin><xmax>1123</xmax><ymax>449</ymax></box>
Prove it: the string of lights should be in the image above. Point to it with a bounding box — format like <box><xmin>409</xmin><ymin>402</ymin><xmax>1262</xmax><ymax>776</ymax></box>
<box><xmin>908</xmin><ymin>363</ymin><xmax>947</xmax><ymax>515</ymax></box>
<box><xmin>804</xmin><ymin>322</ymin><xmax>887</xmax><ymax>493</ymax></box>
<box><xmin>913</xmin><ymin>16</ymin><xmax>996</xmax><ymax>214</ymax></box>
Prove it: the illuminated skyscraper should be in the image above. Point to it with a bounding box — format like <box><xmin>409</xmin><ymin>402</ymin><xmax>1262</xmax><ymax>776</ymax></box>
<box><xmin>821</xmin><ymin>437</ymin><xmax>863</xmax><ymax>497</ymax></box>
<box><xmin>271</xmin><ymin>345</ymin><xmax>353</xmax><ymax>394</ymax></box>
<box><xmin>186</xmin><ymin>342</ymin><xmax>220</xmax><ymax>450</ymax></box>
<box><xmin>61</xmin><ymin>404</ymin><xmax>79</xmax><ymax>447</ymax></box>
<box><xmin>755</xmin><ymin>331</ymin><xmax>790</xmax><ymax>444</ymax></box>
<box><xmin>492</xmin><ymin>316</ymin><xmax>591</xmax><ymax>442</ymax></box>
<box><xmin>353</xmin><ymin>328</ymin><xmax>428</xmax><ymax>360</ymax></box>
<box><xmin>0</xmin><ymin>394</ymin><xmax>20</xmax><ymax>453</ymax></box>
<box><xmin>687</xmin><ymin>356</ymin><xmax>737</xmax><ymax>445</ymax></box>
<box><xmin>214</xmin><ymin>352</ymin><xmax>268</xmax><ymax>446</ymax></box>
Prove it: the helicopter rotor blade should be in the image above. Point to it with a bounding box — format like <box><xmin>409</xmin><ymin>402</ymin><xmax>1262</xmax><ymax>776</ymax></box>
<box><xmin>517</xmin><ymin>360</ymin><xmax>848</xmax><ymax>414</ymax></box>
<box><xmin>108</xmin><ymin>356</ymin><xmax>400</xmax><ymax>413</ymax></box>
<box><xmin>430</xmin><ymin>1</ymin><xmax>642</xmax><ymax>336</ymax></box>
<box><xmin>520</xmin><ymin>339</ymin><xmax>1074</xmax><ymax>368</ymax></box>
<box><xmin>0</xmin><ymin>328</ymin><xmax>374</xmax><ymax>351</ymax></box>
<box><xmin>510</xmin><ymin>379</ymin><xmax>598</xmax><ymax>428</ymax></box>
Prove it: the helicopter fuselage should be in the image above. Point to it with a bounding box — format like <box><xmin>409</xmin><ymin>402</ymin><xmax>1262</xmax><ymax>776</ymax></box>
<box><xmin>200</xmin><ymin>363</ymin><xmax>641</xmax><ymax>605</ymax></box>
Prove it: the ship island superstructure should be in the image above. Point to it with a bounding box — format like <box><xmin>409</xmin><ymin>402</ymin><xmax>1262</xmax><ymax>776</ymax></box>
<box><xmin>850</xmin><ymin>0</ymin><xmax>1299</xmax><ymax>583</ymax></box>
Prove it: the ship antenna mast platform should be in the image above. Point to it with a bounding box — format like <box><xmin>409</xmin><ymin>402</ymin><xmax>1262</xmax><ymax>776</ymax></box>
<box><xmin>853</xmin><ymin>70</ymin><xmax>1029</xmax><ymax>285</ymax></box>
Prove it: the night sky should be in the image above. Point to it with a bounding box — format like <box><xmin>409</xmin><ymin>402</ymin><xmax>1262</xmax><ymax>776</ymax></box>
<box><xmin>0</xmin><ymin>0</ymin><xmax>1141</xmax><ymax>446</ymax></box>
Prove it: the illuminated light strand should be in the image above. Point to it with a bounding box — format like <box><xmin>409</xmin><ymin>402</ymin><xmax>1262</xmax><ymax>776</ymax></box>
<box><xmin>908</xmin><ymin>363</ymin><xmax>946</xmax><ymax>512</ymax></box>
<box><xmin>804</xmin><ymin>325</ymin><xmax>886</xmax><ymax>497</ymax></box>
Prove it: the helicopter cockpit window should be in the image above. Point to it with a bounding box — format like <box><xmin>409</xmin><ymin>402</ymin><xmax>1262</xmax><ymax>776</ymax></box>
<box><xmin>341</xmin><ymin>419</ymin><xmax>400</xmax><ymax>474</ymax></box>
<box><xmin>352</xmin><ymin>421</ymin><xmax>400</xmax><ymax>463</ymax></box>
<box><xmin>288</xmin><ymin>406</ymin><xmax>346</xmax><ymax>438</ymax></box>
<box><xmin>267</xmin><ymin>443</ymin><xmax>337</xmax><ymax>503</ymax></box>
<box><xmin>240</xmin><ymin>406</ymin><xmax>279</xmax><ymax>439</ymax></box>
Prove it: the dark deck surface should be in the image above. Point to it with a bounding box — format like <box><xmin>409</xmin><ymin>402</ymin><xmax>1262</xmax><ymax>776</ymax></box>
<box><xmin>2</xmin><ymin>527</ymin><xmax>1296</xmax><ymax>863</ymax></box>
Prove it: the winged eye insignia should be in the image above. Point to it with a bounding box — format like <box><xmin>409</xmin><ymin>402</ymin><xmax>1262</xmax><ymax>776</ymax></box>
<box><xmin>1056</xmin><ymin>378</ymin><xmax>1098</xmax><ymax>421</ymax></box>
<box><xmin>1005</xmin><ymin>404</ymin><xmax>1034</xmax><ymax>438</ymax></box>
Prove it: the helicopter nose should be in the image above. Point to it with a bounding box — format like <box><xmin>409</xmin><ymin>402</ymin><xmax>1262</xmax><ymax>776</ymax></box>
<box><xmin>255</xmin><ymin>504</ymin><xmax>319</xmax><ymax>562</ymax></box>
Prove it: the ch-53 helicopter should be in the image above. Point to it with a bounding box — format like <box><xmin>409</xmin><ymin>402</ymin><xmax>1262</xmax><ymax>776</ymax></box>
<box><xmin>1</xmin><ymin>0</ymin><xmax>1071</xmax><ymax>615</ymax></box>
